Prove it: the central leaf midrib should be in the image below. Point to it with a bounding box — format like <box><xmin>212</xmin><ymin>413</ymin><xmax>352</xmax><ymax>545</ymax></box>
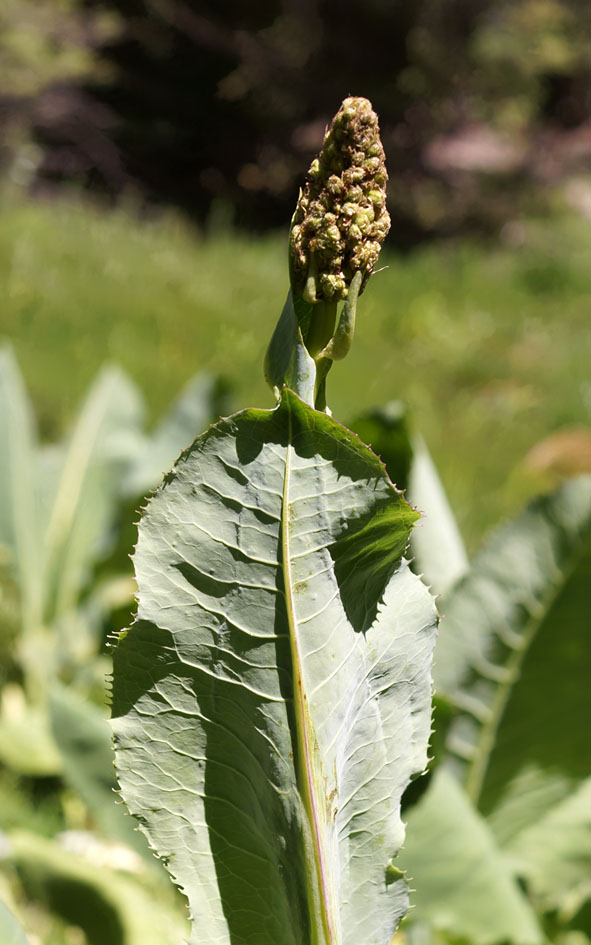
<box><xmin>281</xmin><ymin>396</ymin><xmax>338</xmax><ymax>945</ymax></box>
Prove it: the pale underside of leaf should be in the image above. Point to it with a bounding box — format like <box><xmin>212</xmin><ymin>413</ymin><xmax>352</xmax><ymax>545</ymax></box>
<box><xmin>112</xmin><ymin>389</ymin><xmax>437</xmax><ymax>945</ymax></box>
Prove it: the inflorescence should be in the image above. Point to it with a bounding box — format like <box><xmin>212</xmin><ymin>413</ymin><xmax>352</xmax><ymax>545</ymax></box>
<box><xmin>289</xmin><ymin>96</ymin><xmax>391</xmax><ymax>304</ymax></box>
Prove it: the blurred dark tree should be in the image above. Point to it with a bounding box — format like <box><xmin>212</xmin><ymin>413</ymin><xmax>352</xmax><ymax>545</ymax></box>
<box><xmin>2</xmin><ymin>0</ymin><xmax>590</xmax><ymax>244</ymax></box>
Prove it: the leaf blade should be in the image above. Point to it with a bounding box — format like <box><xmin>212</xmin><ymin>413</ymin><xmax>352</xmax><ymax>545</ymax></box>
<box><xmin>112</xmin><ymin>389</ymin><xmax>437</xmax><ymax>945</ymax></box>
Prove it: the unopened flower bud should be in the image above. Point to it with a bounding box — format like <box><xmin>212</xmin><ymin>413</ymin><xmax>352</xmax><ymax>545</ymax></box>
<box><xmin>289</xmin><ymin>96</ymin><xmax>390</xmax><ymax>303</ymax></box>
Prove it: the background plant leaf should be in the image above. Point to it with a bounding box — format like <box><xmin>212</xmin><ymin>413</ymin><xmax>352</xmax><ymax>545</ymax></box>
<box><xmin>399</xmin><ymin>769</ymin><xmax>544</xmax><ymax>945</ymax></box>
<box><xmin>0</xmin><ymin>705</ymin><xmax>62</xmax><ymax>776</ymax></box>
<box><xmin>0</xmin><ymin>346</ymin><xmax>42</xmax><ymax>635</ymax></box>
<box><xmin>502</xmin><ymin>775</ymin><xmax>591</xmax><ymax>919</ymax></box>
<box><xmin>348</xmin><ymin>405</ymin><xmax>468</xmax><ymax>597</ymax></box>
<box><xmin>434</xmin><ymin>475</ymin><xmax>591</xmax><ymax>809</ymax></box>
<box><xmin>42</xmin><ymin>365</ymin><xmax>145</xmax><ymax>626</ymax></box>
<box><xmin>348</xmin><ymin>401</ymin><xmax>413</xmax><ymax>495</ymax></box>
<box><xmin>6</xmin><ymin>831</ymin><xmax>187</xmax><ymax>945</ymax></box>
<box><xmin>408</xmin><ymin>436</ymin><xmax>469</xmax><ymax>597</ymax></box>
<box><xmin>123</xmin><ymin>371</ymin><xmax>228</xmax><ymax>498</ymax></box>
<box><xmin>49</xmin><ymin>685</ymin><xmax>151</xmax><ymax>857</ymax></box>
<box><xmin>0</xmin><ymin>899</ymin><xmax>31</xmax><ymax>945</ymax></box>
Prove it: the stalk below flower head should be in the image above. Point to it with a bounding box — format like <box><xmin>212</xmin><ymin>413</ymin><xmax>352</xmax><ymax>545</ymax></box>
<box><xmin>289</xmin><ymin>96</ymin><xmax>391</xmax><ymax>304</ymax></box>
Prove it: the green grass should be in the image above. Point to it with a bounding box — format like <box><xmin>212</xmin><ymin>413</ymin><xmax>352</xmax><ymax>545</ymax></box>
<box><xmin>2</xmin><ymin>191</ymin><xmax>590</xmax><ymax>550</ymax></box>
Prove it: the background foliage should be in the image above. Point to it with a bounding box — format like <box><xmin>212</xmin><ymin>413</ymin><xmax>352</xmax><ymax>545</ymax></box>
<box><xmin>1</xmin><ymin>193</ymin><xmax>590</xmax><ymax>944</ymax></box>
<box><xmin>2</xmin><ymin>194</ymin><xmax>590</xmax><ymax>548</ymax></box>
<box><xmin>2</xmin><ymin>0</ymin><xmax>591</xmax><ymax>243</ymax></box>
<box><xmin>1</xmin><ymin>1</ymin><xmax>590</xmax><ymax>943</ymax></box>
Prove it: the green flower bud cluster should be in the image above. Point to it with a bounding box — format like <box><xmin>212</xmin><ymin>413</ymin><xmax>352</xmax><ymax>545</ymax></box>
<box><xmin>290</xmin><ymin>97</ymin><xmax>390</xmax><ymax>303</ymax></box>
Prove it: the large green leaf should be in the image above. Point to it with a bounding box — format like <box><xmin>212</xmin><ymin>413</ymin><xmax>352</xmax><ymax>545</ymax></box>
<box><xmin>0</xmin><ymin>900</ymin><xmax>31</xmax><ymax>945</ymax></box>
<box><xmin>112</xmin><ymin>388</ymin><xmax>437</xmax><ymax>945</ymax></box>
<box><xmin>400</xmin><ymin>769</ymin><xmax>543</xmax><ymax>945</ymax></box>
<box><xmin>434</xmin><ymin>475</ymin><xmax>591</xmax><ymax>809</ymax></box>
